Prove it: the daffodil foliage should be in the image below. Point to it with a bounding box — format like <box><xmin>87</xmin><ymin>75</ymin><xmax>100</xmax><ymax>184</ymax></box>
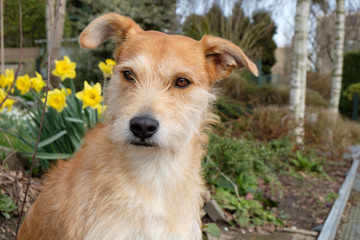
<box><xmin>1</xmin><ymin>56</ymin><xmax>114</xmax><ymax>168</ymax></box>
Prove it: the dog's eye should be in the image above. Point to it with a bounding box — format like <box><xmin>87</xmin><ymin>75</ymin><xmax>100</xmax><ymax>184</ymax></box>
<box><xmin>175</xmin><ymin>78</ymin><xmax>190</xmax><ymax>88</ymax></box>
<box><xmin>123</xmin><ymin>70</ymin><xmax>135</xmax><ymax>82</ymax></box>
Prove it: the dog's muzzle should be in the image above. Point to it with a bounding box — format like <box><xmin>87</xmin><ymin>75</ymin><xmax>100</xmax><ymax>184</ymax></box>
<box><xmin>129</xmin><ymin>115</ymin><xmax>159</xmax><ymax>147</ymax></box>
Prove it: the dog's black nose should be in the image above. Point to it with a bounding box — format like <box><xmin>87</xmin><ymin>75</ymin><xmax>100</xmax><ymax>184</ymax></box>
<box><xmin>130</xmin><ymin>116</ymin><xmax>159</xmax><ymax>139</ymax></box>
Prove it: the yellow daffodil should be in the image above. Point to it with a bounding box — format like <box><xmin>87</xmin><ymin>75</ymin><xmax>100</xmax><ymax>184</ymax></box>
<box><xmin>0</xmin><ymin>75</ymin><xmax>7</xmax><ymax>89</ymax></box>
<box><xmin>52</xmin><ymin>56</ymin><xmax>76</xmax><ymax>81</ymax></box>
<box><xmin>45</xmin><ymin>88</ymin><xmax>67</xmax><ymax>113</ymax></box>
<box><xmin>97</xmin><ymin>104</ymin><xmax>106</xmax><ymax>118</ymax></box>
<box><xmin>66</xmin><ymin>88</ymin><xmax>72</xmax><ymax>95</ymax></box>
<box><xmin>98</xmin><ymin>59</ymin><xmax>116</xmax><ymax>78</ymax></box>
<box><xmin>0</xmin><ymin>88</ymin><xmax>14</xmax><ymax>112</ymax></box>
<box><xmin>0</xmin><ymin>69</ymin><xmax>14</xmax><ymax>89</ymax></box>
<box><xmin>76</xmin><ymin>81</ymin><xmax>103</xmax><ymax>109</ymax></box>
<box><xmin>16</xmin><ymin>74</ymin><xmax>31</xmax><ymax>95</ymax></box>
<box><xmin>30</xmin><ymin>72</ymin><xmax>46</xmax><ymax>93</ymax></box>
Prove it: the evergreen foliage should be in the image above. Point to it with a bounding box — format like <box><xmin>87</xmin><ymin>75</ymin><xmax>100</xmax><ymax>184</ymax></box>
<box><xmin>339</xmin><ymin>50</ymin><xmax>360</xmax><ymax>117</ymax></box>
<box><xmin>67</xmin><ymin>0</ymin><xmax>178</xmax><ymax>36</ymax></box>
<box><xmin>4</xmin><ymin>0</ymin><xmax>46</xmax><ymax>47</ymax></box>
<box><xmin>182</xmin><ymin>1</ymin><xmax>277</xmax><ymax>74</ymax></box>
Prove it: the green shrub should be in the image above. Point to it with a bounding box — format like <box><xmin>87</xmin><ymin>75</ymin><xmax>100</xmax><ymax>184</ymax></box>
<box><xmin>212</xmin><ymin>188</ymin><xmax>282</xmax><ymax>228</ymax></box>
<box><xmin>340</xmin><ymin>50</ymin><xmax>360</xmax><ymax>118</ymax></box>
<box><xmin>203</xmin><ymin>134</ymin><xmax>295</xmax><ymax>226</ymax></box>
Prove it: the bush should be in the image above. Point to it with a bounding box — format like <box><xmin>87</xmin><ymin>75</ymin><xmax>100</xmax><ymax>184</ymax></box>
<box><xmin>204</xmin><ymin>133</ymin><xmax>294</xmax><ymax>227</ymax></box>
<box><xmin>205</xmin><ymin>134</ymin><xmax>292</xmax><ymax>197</ymax></box>
<box><xmin>215</xmin><ymin>99</ymin><xmax>360</xmax><ymax>157</ymax></box>
<box><xmin>340</xmin><ymin>50</ymin><xmax>360</xmax><ymax>118</ymax></box>
<box><xmin>215</xmin><ymin>104</ymin><xmax>292</xmax><ymax>142</ymax></box>
<box><xmin>304</xmin><ymin>107</ymin><xmax>360</xmax><ymax>157</ymax></box>
<box><xmin>306</xmin><ymin>72</ymin><xmax>332</xmax><ymax>101</ymax></box>
<box><xmin>218</xmin><ymin>74</ymin><xmax>328</xmax><ymax>108</ymax></box>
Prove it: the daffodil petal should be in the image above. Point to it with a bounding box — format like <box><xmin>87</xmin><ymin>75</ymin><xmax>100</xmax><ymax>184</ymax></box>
<box><xmin>94</xmin><ymin>83</ymin><xmax>102</xmax><ymax>94</ymax></box>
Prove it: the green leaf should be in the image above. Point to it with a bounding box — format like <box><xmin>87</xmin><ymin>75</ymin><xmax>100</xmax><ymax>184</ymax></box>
<box><xmin>38</xmin><ymin>130</ymin><xmax>67</xmax><ymax>148</ymax></box>
<box><xmin>1</xmin><ymin>211</ymin><xmax>10</xmax><ymax>219</ymax></box>
<box><xmin>202</xmin><ymin>223</ymin><xmax>221</xmax><ymax>238</ymax></box>
<box><xmin>65</xmin><ymin>117</ymin><xmax>85</xmax><ymax>124</ymax></box>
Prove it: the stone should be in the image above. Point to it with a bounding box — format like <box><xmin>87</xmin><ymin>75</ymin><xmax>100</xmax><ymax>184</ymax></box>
<box><xmin>204</xmin><ymin>199</ymin><xmax>226</xmax><ymax>222</ymax></box>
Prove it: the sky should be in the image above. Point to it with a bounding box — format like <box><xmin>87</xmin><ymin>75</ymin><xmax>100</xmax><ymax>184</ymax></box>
<box><xmin>176</xmin><ymin>0</ymin><xmax>359</xmax><ymax>47</ymax></box>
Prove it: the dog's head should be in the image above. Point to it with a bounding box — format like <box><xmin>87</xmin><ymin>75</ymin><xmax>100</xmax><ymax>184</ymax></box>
<box><xmin>79</xmin><ymin>14</ymin><xmax>258</xmax><ymax>152</ymax></box>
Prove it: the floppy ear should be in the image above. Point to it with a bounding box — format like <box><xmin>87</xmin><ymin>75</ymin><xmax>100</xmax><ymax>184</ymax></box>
<box><xmin>200</xmin><ymin>35</ymin><xmax>259</xmax><ymax>82</ymax></box>
<box><xmin>79</xmin><ymin>13</ymin><xmax>144</xmax><ymax>49</ymax></box>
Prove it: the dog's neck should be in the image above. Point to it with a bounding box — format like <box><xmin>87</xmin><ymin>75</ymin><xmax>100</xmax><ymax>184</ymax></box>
<box><xmin>107</xmin><ymin>130</ymin><xmax>205</xmax><ymax>193</ymax></box>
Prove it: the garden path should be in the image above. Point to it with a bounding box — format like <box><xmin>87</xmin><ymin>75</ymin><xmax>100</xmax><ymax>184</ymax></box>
<box><xmin>336</xmin><ymin>145</ymin><xmax>360</xmax><ymax>240</ymax></box>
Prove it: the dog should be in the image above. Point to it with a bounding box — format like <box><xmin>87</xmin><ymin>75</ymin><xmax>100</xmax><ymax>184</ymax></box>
<box><xmin>18</xmin><ymin>13</ymin><xmax>258</xmax><ymax>240</ymax></box>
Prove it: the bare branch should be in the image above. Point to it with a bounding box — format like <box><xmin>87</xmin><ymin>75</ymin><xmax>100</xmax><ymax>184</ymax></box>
<box><xmin>16</xmin><ymin>0</ymin><xmax>64</xmax><ymax>236</ymax></box>
<box><xmin>206</xmin><ymin>155</ymin><xmax>240</xmax><ymax>200</ymax></box>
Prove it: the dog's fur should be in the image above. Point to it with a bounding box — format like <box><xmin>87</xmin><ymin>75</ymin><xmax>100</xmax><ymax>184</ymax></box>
<box><xmin>18</xmin><ymin>14</ymin><xmax>258</xmax><ymax>240</ymax></box>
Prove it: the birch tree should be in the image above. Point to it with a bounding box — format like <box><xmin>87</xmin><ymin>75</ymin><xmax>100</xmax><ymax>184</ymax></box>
<box><xmin>289</xmin><ymin>0</ymin><xmax>311</xmax><ymax>144</ymax></box>
<box><xmin>329</xmin><ymin>0</ymin><xmax>345</xmax><ymax>116</ymax></box>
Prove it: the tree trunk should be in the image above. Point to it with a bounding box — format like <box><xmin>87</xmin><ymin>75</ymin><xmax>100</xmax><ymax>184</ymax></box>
<box><xmin>46</xmin><ymin>0</ymin><xmax>67</xmax><ymax>87</ymax></box>
<box><xmin>289</xmin><ymin>0</ymin><xmax>311</xmax><ymax>145</ymax></box>
<box><xmin>1</xmin><ymin>0</ymin><xmax>4</xmax><ymax>74</ymax></box>
<box><xmin>329</xmin><ymin>0</ymin><xmax>345</xmax><ymax>116</ymax></box>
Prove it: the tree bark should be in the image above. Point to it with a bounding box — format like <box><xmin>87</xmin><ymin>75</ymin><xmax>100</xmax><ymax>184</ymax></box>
<box><xmin>289</xmin><ymin>0</ymin><xmax>311</xmax><ymax>145</ymax></box>
<box><xmin>1</xmin><ymin>0</ymin><xmax>4</xmax><ymax>74</ymax></box>
<box><xmin>46</xmin><ymin>0</ymin><xmax>66</xmax><ymax>87</ymax></box>
<box><xmin>329</xmin><ymin>0</ymin><xmax>345</xmax><ymax>116</ymax></box>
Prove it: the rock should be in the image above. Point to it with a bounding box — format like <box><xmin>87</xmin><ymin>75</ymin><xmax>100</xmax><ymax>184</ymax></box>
<box><xmin>204</xmin><ymin>199</ymin><xmax>226</xmax><ymax>222</ymax></box>
<box><xmin>313</xmin><ymin>224</ymin><xmax>323</xmax><ymax>232</ymax></box>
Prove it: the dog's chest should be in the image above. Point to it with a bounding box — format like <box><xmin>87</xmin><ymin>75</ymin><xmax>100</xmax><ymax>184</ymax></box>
<box><xmin>83</xmin><ymin>191</ymin><xmax>201</xmax><ymax>240</ymax></box>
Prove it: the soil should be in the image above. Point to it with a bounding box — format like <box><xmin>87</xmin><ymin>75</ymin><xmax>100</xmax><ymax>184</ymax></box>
<box><xmin>268</xmin><ymin>158</ymin><xmax>352</xmax><ymax>231</ymax></box>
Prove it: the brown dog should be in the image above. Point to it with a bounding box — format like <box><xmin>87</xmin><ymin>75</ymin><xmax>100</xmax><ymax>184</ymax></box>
<box><xmin>18</xmin><ymin>14</ymin><xmax>258</xmax><ymax>240</ymax></box>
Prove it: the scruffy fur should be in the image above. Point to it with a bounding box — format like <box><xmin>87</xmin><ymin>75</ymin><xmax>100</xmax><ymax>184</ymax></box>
<box><xmin>18</xmin><ymin>14</ymin><xmax>258</xmax><ymax>240</ymax></box>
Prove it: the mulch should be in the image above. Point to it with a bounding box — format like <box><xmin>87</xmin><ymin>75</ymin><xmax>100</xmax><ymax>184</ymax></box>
<box><xmin>0</xmin><ymin>166</ymin><xmax>41</xmax><ymax>239</ymax></box>
<box><xmin>266</xmin><ymin>158</ymin><xmax>352</xmax><ymax>231</ymax></box>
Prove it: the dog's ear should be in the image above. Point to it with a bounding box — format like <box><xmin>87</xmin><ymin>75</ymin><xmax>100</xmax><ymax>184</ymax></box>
<box><xmin>79</xmin><ymin>13</ymin><xmax>144</xmax><ymax>49</ymax></box>
<box><xmin>200</xmin><ymin>35</ymin><xmax>258</xmax><ymax>82</ymax></box>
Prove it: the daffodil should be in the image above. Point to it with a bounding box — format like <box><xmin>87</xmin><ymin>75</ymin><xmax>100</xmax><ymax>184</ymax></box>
<box><xmin>0</xmin><ymin>69</ymin><xmax>14</xmax><ymax>89</ymax></box>
<box><xmin>76</xmin><ymin>81</ymin><xmax>103</xmax><ymax>109</ymax></box>
<box><xmin>0</xmin><ymin>75</ymin><xmax>7</xmax><ymax>89</ymax></box>
<box><xmin>98</xmin><ymin>59</ymin><xmax>116</xmax><ymax>78</ymax></box>
<box><xmin>52</xmin><ymin>56</ymin><xmax>76</xmax><ymax>81</ymax></box>
<box><xmin>97</xmin><ymin>104</ymin><xmax>106</xmax><ymax>118</ymax></box>
<box><xmin>45</xmin><ymin>88</ymin><xmax>67</xmax><ymax>113</ymax></box>
<box><xmin>16</xmin><ymin>74</ymin><xmax>31</xmax><ymax>95</ymax></box>
<box><xmin>0</xmin><ymin>88</ymin><xmax>14</xmax><ymax>112</ymax></box>
<box><xmin>66</xmin><ymin>88</ymin><xmax>72</xmax><ymax>95</ymax></box>
<box><xmin>30</xmin><ymin>72</ymin><xmax>46</xmax><ymax>93</ymax></box>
